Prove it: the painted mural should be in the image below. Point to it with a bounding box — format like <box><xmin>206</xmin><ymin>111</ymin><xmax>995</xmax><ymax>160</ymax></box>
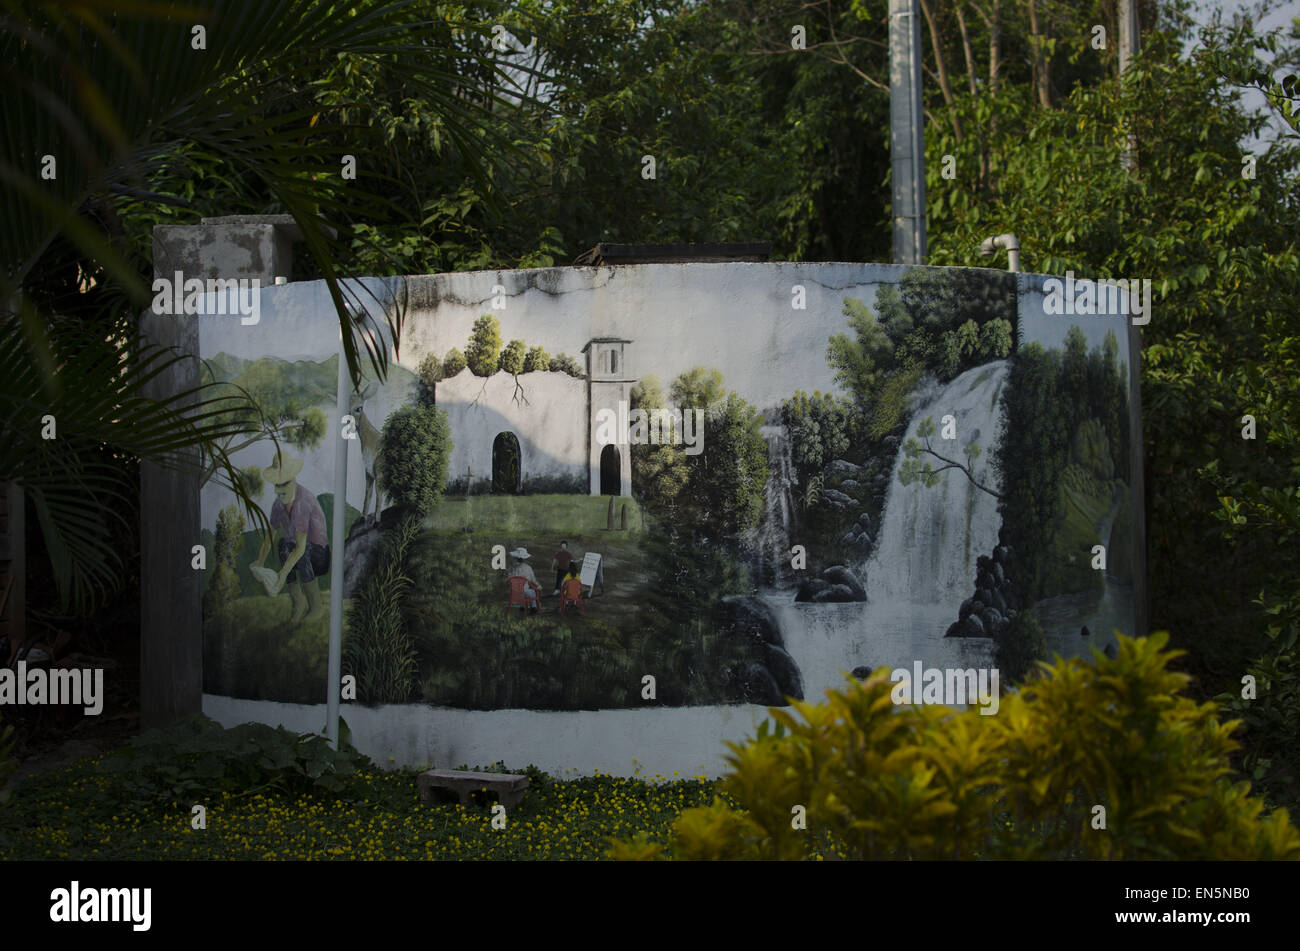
<box><xmin>198</xmin><ymin>263</ymin><xmax>1138</xmax><ymax>711</ymax></box>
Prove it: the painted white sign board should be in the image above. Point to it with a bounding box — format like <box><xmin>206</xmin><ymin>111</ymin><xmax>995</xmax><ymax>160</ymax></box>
<box><xmin>579</xmin><ymin>552</ymin><xmax>601</xmax><ymax>590</ymax></box>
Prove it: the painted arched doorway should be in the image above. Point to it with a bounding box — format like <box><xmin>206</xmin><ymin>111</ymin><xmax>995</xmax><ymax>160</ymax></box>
<box><xmin>492</xmin><ymin>432</ymin><xmax>521</xmax><ymax>494</ymax></box>
<box><xmin>599</xmin><ymin>444</ymin><xmax>621</xmax><ymax>496</ymax></box>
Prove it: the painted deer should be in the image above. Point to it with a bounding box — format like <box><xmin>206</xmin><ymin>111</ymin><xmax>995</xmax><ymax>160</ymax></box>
<box><xmin>350</xmin><ymin>382</ymin><xmax>385</xmax><ymax>524</ymax></box>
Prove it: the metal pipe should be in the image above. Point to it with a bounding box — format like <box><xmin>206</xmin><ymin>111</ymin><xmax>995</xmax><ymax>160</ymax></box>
<box><xmin>979</xmin><ymin>233</ymin><xmax>1020</xmax><ymax>272</ymax></box>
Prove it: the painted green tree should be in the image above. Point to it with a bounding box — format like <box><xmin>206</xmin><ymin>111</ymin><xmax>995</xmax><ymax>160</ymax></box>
<box><xmin>680</xmin><ymin>390</ymin><xmax>770</xmax><ymax>541</ymax></box>
<box><xmin>442</xmin><ymin>348</ymin><xmax>467</xmax><ymax>378</ymax></box>
<box><xmin>498</xmin><ymin>339</ymin><xmax>526</xmax><ymax>375</ymax></box>
<box><xmin>629</xmin><ymin>374</ymin><xmax>689</xmax><ymax>511</ymax></box>
<box><xmin>378</xmin><ymin>406</ymin><xmax>453</xmax><ymax>517</ymax></box>
<box><xmin>202</xmin><ymin>504</ymin><xmax>245</xmax><ymax>618</ymax></box>
<box><xmin>465</xmin><ymin>315</ymin><xmax>503</xmax><ymax>377</ymax></box>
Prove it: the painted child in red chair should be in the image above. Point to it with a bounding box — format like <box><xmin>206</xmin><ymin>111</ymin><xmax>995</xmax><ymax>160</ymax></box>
<box><xmin>558</xmin><ymin>563</ymin><xmax>584</xmax><ymax>616</ymax></box>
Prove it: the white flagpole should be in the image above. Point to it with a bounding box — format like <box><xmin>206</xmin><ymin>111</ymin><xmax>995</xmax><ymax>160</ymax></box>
<box><xmin>326</xmin><ymin>327</ymin><xmax>349</xmax><ymax>749</ymax></box>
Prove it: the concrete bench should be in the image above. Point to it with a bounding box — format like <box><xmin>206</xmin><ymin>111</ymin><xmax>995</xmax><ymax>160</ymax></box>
<box><xmin>417</xmin><ymin>769</ymin><xmax>530</xmax><ymax>809</ymax></box>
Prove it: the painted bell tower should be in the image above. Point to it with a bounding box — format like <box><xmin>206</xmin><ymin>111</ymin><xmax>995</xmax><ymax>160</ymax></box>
<box><xmin>583</xmin><ymin>337</ymin><xmax>634</xmax><ymax>497</ymax></box>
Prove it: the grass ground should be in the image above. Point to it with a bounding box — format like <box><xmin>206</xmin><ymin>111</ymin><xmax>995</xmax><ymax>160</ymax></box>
<box><xmin>425</xmin><ymin>493</ymin><xmax>644</xmax><ymax>535</ymax></box>
<box><xmin>438</xmin><ymin>528</ymin><xmax>650</xmax><ymax>626</ymax></box>
<box><xmin>203</xmin><ymin>593</ymin><xmax>344</xmax><ymax>703</ymax></box>
<box><xmin>0</xmin><ymin>757</ymin><xmax>720</xmax><ymax>861</ymax></box>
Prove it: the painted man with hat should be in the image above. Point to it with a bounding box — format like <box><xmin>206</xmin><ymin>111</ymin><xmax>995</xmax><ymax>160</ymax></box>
<box><xmin>253</xmin><ymin>448</ymin><xmax>330</xmax><ymax>623</ymax></box>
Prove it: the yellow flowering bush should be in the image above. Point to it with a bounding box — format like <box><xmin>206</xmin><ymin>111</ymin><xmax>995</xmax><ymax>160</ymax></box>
<box><xmin>612</xmin><ymin>633</ymin><xmax>1300</xmax><ymax>860</ymax></box>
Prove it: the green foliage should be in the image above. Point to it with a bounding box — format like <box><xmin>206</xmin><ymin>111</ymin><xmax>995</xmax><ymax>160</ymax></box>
<box><xmin>781</xmin><ymin>390</ymin><xmax>853</xmax><ymax>484</ymax></box>
<box><xmin>925</xmin><ymin>23</ymin><xmax>1300</xmax><ymax>806</ymax></box>
<box><xmin>1</xmin><ymin>760</ymin><xmax>720</xmax><ymax>860</ymax></box>
<box><xmin>0</xmin><ymin>713</ymin><xmax>14</xmax><ymax>805</ymax></box>
<box><xmin>867</xmin><ymin>366</ymin><xmax>922</xmax><ymax>441</ymax></box>
<box><xmin>643</xmin><ymin>525</ymin><xmax>754</xmax><ymax>633</ymax></box>
<box><xmin>827</xmin><ymin>297</ymin><xmax>893</xmax><ymax>400</ymax></box>
<box><xmin>377</xmin><ymin>404</ymin><xmax>453</xmax><ymax>517</ymax></box>
<box><xmin>522</xmin><ymin>345</ymin><xmax>550</xmax><ymax>373</ymax></box>
<box><xmin>799</xmin><ymin>473</ymin><xmax>824</xmax><ymax>515</ymax></box>
<box><xmin>202</xmin><ymin>593</ymin><xmax>331</xmax><ymax>701</ymax></box>
<box><xmin>238</xmin><ymin>465</ymin><xmax>265</xmax><ymax>499</ymax></box>
<box><xmin>679</xmin><ymin>390</ymin><xmax>769</xmax><ymax>541</ymax></box>
<box><xmin>94</xmin><ymin>715</ymin><xmax>368</xmax><ymax>808</ymax></box>
<box><xmin>198</xmin><ymin>357</ymin><xmax>334</xmax><ymax>500</ymax></box>
<box><xmin>202</xmin><ymin>504</ymin><xmax>245</xmax><ymax>617</ymax></box>
<box><xmin>344</xmin><ymin>515</ymin><xmax>423</xmax><ymax>706</ymax></box>
<box><xmin>828</xmin><ymin>270</ymin><xmax>1015</xmax><ymax>460</ymax></box>
<box><xmin>465</xmin><ymin>315</ymin><xmax>503</xmax><ymax>377</ymax></box>
<box><xmin>1218</xmin><ymin>650</ymin><xmax>1300</xmax><ymax>809</ymax></box>
<box><xmin>997</xmin><ymin>610</ymin><xmax>1048</xmax><ymax>685</ymax></box>
<box><xmin>995</xmin><ymin>333</ymin><xmax>1129</xmax><ymax>600</ymax></box>
<box><xmin>0</xmin><ymin>316</ymin><xmax>259</xmax><ymax>613</ymax></box>
<box><xmin>4</xmin><ymin>0</ymin><xmax>515</xmax><ymax>395</ymax></box>
<box><xmin>995</xmin><ymin>344</ymin><xmax>1067</xmax><ymax>599</ymax></box>
<box><xmin>442</xmin><ymin>348</ymin><xmax>467</xmax><ymax>378</ymax></box>
<box><xmin>978</xmin><ymin>319</ymin><xmax>1013</xmax><ymax>360</ymax></box>
<box><xmin>900</xmin><ymin>417</ymin><xmax>996</xmax><ymax>498</ymax></box>
<box><xmin>629</xmin><ymin>374</ymin><xmax>689</xmax><ymax>510</ymax></box>
<box><xmin>498</xmin><ymin>339</ymin><xmax>527</xmax><ymax>375</ymax></box>
<box><xmin>416</xmin><ymin>352</ymin><xmax>443</xmax><ymax>406</ymax></box>
<box><xmin>1072</xmin><ymin>418</ymin><xmax>1114</xmax><ymax>482</ymax></box>
<box><xmin>633</xmin><ymin>369</ymin><xmax>767</xmax><ymax>540</ymax></box>
<box><xmin>833</xmin><ymin>271</ymin><xmax>1017</xmax><ymax>398</ymax></box>
<box><xmin>624</xmin><ymin>635</ymin><xmax>1300</xmax><ymax>860</ymax></box>
<box><xmin>548</xmin><ymin>353</ymin><xmax>584</xmax><ymax>378</ymax></box>
<box><xmin>669</xmin><ymin>367</ymin><xmax>725</xmax><ymax>411</ymax></box>
<box><xmin>213</xmin><ymin>505</ymin><xmax>244</xmax><ymax>566</ymax></box>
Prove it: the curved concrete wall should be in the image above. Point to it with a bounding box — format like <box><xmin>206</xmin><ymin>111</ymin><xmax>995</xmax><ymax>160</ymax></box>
<box><xmin>203</xmin><ymin>693</ymin><xmax>774</xmax><ymax>779</ymax></box>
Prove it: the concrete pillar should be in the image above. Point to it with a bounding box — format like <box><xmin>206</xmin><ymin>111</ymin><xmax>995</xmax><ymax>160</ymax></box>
<box><xmin>140</xmin><ymin>215</ymin><xmax>302</xmax><ymax>729</ymax></box>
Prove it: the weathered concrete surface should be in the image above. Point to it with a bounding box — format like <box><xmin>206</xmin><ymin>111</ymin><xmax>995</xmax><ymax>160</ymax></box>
<box><xmin>142</xmin><ymin>218</ymin><xmax>301</xmax><ymax>729</ymax></box>
<box><xmin>417</xmin><ymin>768</ymin><xmax>529</xmax><ymax>808</ymax></box>
<box><xmin>204</xmin><ymin>692</ymin><xmax>777</xmax><ymax>778</ymax></box>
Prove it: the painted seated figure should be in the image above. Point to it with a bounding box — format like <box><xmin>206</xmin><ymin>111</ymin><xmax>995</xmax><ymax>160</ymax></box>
<box><xmin>508</xmin><ymin>548</ymin><xmax>540</xmax><ymax>614</ymax></box>
<box><xmin>559</xmin><ymin>564</ymin><xmax>583</xmax><ymax>615</ymax></box>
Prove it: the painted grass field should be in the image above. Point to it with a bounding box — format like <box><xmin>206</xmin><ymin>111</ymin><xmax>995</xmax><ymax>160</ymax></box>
<box><xmin>424</xmin><ymin>493</ymin><xmax>646</xmax><ymax>535</ymax></box>
<box><xmin>202</xmin><ymin>491</ymin><xmax>753</xmax><ymax>709</ymax></box>
<box><xmin>202</xmin><ymin>494</ymin><xmax>664</xmax><ymax>706</ymax></box>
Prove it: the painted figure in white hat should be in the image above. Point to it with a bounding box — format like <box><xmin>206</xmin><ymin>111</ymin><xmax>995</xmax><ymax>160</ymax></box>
<box><xmin>253</xmin><ymin>449</ymin><xmax>330</xmax><ymax>623</ymax></box>
<box><xmin>508</xmin><ymin>547</ymin><xmax>540</xmax><ymax>614</ymax></box>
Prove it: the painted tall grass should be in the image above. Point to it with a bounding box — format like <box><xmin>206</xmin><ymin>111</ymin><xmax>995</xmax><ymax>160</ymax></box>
<box><xmin>343</xmin><ymin>515</ymin><xmax>422</xmax><ymax>705</ymax></box>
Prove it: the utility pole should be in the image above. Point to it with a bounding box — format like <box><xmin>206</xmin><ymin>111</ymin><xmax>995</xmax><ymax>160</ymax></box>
<box><xmin>1119</xmin><ymin>0</ymin><xmax>1140</xmax><ymax>172</ymax></box>
<box><xmin>890</xmin><ymin>0</ymin><xmax>927</xmax><ymax>264</ymax></box>
<box><xmin>1118</xmin><ymin>0</ymin><xmax>1148</xmax><ymax>640</ymax></box>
